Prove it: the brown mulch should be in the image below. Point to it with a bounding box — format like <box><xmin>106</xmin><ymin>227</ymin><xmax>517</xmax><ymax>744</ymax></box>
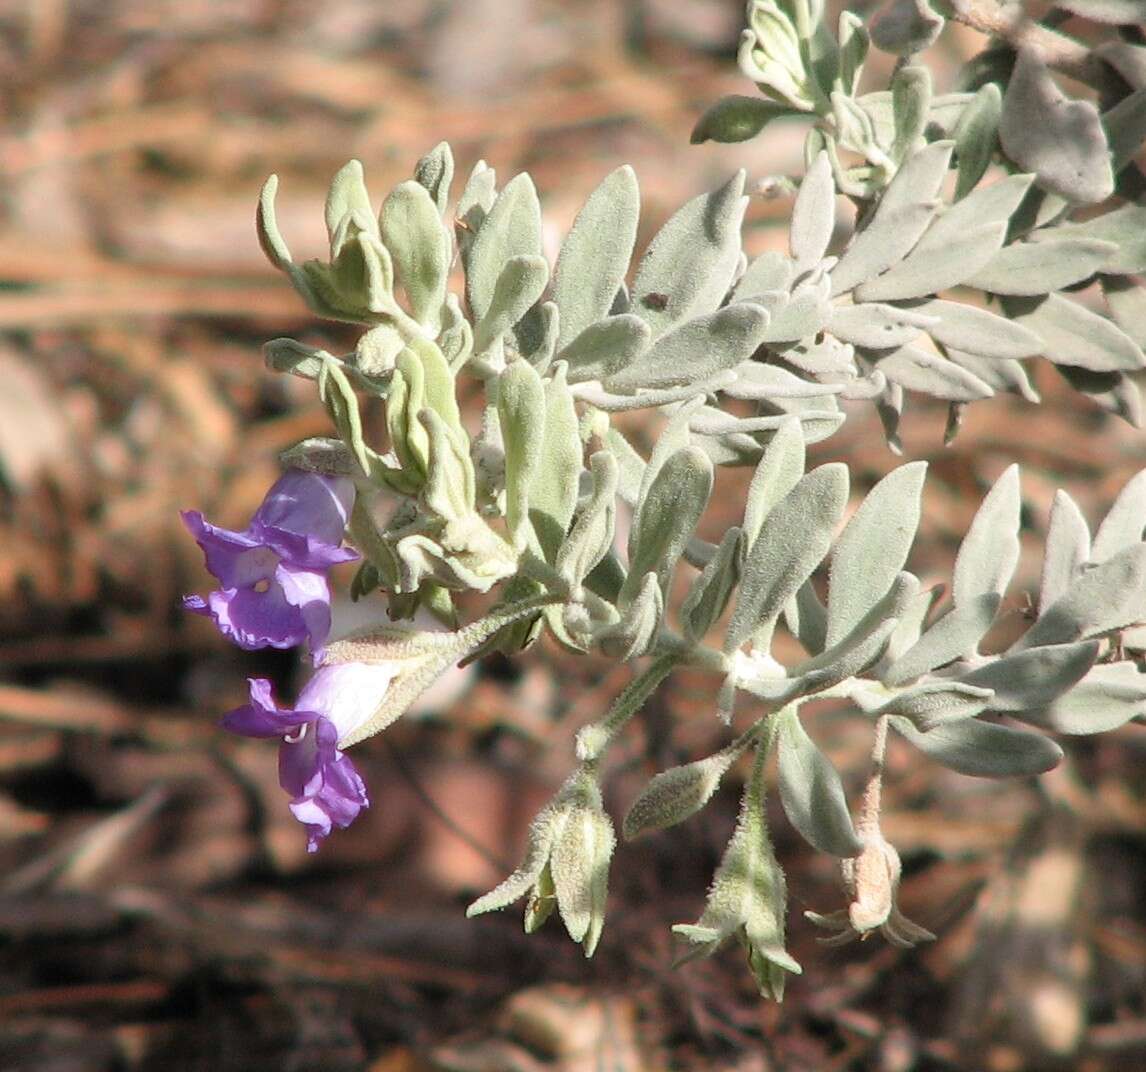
<box><xmin>1</xmin><ymin>2</ymin><xmax>1144</xmax><ymax>1070</ymax></box>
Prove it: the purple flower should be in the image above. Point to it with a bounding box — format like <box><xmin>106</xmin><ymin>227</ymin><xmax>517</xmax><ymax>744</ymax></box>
<box><xmin>223</xmin><ymin>661</ymin><xmax>398</xmax><ymax>851</ymax></box>
<box><xmin>182</xmin><ymin>470</ymin><xmax>358</xmax><ymax>654</ymax></box>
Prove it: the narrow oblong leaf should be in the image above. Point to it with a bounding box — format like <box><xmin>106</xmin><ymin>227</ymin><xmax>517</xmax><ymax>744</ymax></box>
<box><xmin>413</xmin><ymin>141</ymin><xmax>454</xmax><ymax>215</ymax></box>
<box><xmin>883</xmin><ymin>592</ymin><xmax>1001</xmax><ymax>685</ymax></box>
<box><xmin>891</xmin><ymin>715</ymin><xmax>1063</xmax><ymax>777</ymax></box>
<box><xmin>379</xmin><ymin>180</ymin><xmax>451</xmax><ymax>330</ymax></box>
<box><xmin>743</xmin><ymin>417</ymin><xmax>805</xmax><ymax>550</ymax></box>
<box><xmin>905</xmin><ymin>298</ymin><xmax>1043</xmax><ymax>359</ymax></box>
<box><xmin>556</xmin><ymin>451</ymin><xmax>619</xmax><ymax>588</ymax></box>
<box><xmin>952</xmin><ymin>464</ymin><xmax>1021</xmax><ymax>607</ymax></box>
<box><xmin>890</xmin><ymin>65</ymin><xmax>932</xmax><ymax>163</ymax></box>
<box><xmin>1040</xmin><ymin>490</ymin><xmax>1091</xmax><ymax>613</ymax></box>
<box><xmin>777</xmin><ymin>709</ymin><xmax>863</xmax><ymax>857</ymax></box>
<box><xmin>1092</xmin><ymin>469</ymin><xmax>1146</xmax><ymax>562</ymax></box>
<box><xmin>498</xmin><ymin>361</ymin><xmax>546</xmax><ymax>543</ymax></box>
<box><xmin>967</xmin><ymin>237</ymin><xmax>1117</xmax><ymax>295</ymax></box>
<box><xmin>1016</xmin><ymin>661</ymin><xmax>1146</xmax><ymax>734</ymax></box>
<box><xmin>790</xmin><ymin>151</ymin><xmax>835</xmax><ymax>271</ymax></box>
<box><xmin>632</xmin><ymin>171</ymin><xmax>747</xmax><ymax>337</ymax></box>
<box><xmin>828</xmin><ymin>302</ymin><xmax>935</xmax><ymax>349</ymax></box>
<box><xmin>558</xmin><ymin>314</ymin><xmax>651</xmax><ymax>384</ymax></box>
<box><xmin>683</xmin><ymin>527</ymin><xmax>742</xmax><ymax>642</ymax></box>
<box><xmin>473</xmin><ymin>254</ymin><xmax>550</xmax><ymax>354</ymax></box>
<box><xmin>876</xmin><ymin>682</ymin><xmax>994</xmax><ymax>731</ymax></box>
<box><xmin>959</xmin><ymin>641</ymin><xmax>1098</xmax><ymax>712</ymax></box>
<box><xmin>604</xmin><ymin>304</ymin><xmax>770</xmax><ymax>392</ymax></box>
<box><xmin>732</xmin><ymin>250</ymin><xmax>794</xmax><ymax>302</ymax></box>
<box><xmin>530</xmin><ymin>366</ymin><xmax>582</xmax><ymax>561</ymax></box>
<box><xmin>947</xmin><ymin>350</ymin><xmax>1039</xmax><ymax>402</ymax></box>
<box><xmin>954</xmin><ymin>83</ymin><xmax>1002</xmax><ymax>200</ymax></box>
<box><xmin>876</xmin><ymin>345</ymin><xmax>994</xmax><ymax>401</ymax></box>
<box><xmin>826</xmin><ymin>461</ymin><xmax>927</xmax><ymax>648</ymax></box>
<box><xmin>726</xmin><ymin>463</ymin><xmax>849</xmax><ymax>652</ymax></box>
<box><xmin>830</xmin><ymin>141</ymin><xmax>953</xmax><ymax>296</ymax></box>
<box><xmin>691</xmin><ymin>94</ymin><xmax>787</xmax><ymax>144</ymax></box>
<box><xmin>1049</xmin><ymin>204</ymin><xmax>1146</xmax><ymax>275</ymax></box>
<box><xmin>554</xmin><ymin>166</ymin><xmax>640</xmax><ymax>348</ymax></box>
<box><xmin>466</xmin><ymin>173</ymin><xmax>542</xmax><ymax>322</ymax></box>
<box><xmin>855</xmin><ymin>222</ymin><xmax>1006</xmax><ymax>302</ymax></box>
<box><xmin>1018</xmin><ymin>542</ymin><xmax>1146</xmax><ymax>649</ymax></box>
<box><xmin>624</xmin><ymin>445</ymin><xmax>714</xmax><ymax>602</ymax></box>
<box><xmin>1002</xmin><ymin>294</ymin><xmax>1146</xmax><ymax>374</ymax></box>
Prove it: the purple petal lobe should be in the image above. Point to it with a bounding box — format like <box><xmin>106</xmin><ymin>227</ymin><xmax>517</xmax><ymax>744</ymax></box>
<box><xmin>296</xmin><ymin>661</ymin><xmax>397</xmax><ymax>743</ymax></box>
<box><xmin>254</xmin><ymin>471</ymin><xmax>356</xmax><ymax>550</ymax></box>
<box><xmin>222</xmin><ymin>678</ymin><xmax>321</xmax><ymax>738</ymax></box>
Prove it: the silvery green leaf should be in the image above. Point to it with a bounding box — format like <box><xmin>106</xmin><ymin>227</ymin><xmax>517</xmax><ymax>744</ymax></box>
<box><xmin>1103</xmin><ymin>86</ymin><xmax>1146</xmax><ymax>173</ymax></box>
<box><xmin>256</xmin><ymin>175</ymin><xmax>294</xmax><ymax>270</ymax></box>
<box><xmin>1046</xmin><ymin>204</ymin><xmax>1146</xmax><ymax>275</ymax></box>
<box><xmin>1016</xmin><ymin>661</ymin><xmax>1146</xmax><ymax>734</ymax></box>
<box><xmin>623</xmin><ymin>743</ymin><xmax>744</xmax><ymax>840</ymax></box>
<box><xmin>790</xmin><ymin>151</ymin><xmax>835</xmax><ymax>272</ymax></box>
<box><xmin>558</xmin><ymin>314</ymin><xmax>651</xmax><ymax>385</ymax></box>
<box><xmin>876</xmin><ymin>378</ymin><xmax>904</xmax><ymax>452</ymax></box>
<box><xmin>959</xmin><ymin>641</ymin><xmax>1098</xmax><ymax>712</ymax></box>
<box><xmin>870</xmin><ymin>0</ymin><xmax>944</xmax><ymax>56</ymax></box>
<box><xmin>413</xmin><ymin>141</ymin><xmax>454</xmax><ymax>216</ymax></box>
<box><xmin>827</xmin><ymin>302</ymin><xmax>934</xmax><ymax>349</ymax></box>
<box><xmin>631</xmin><ymin>171</ymin><xmax>747</xmax><ymax>337</ymax></box>
<box><xmin>876</xmin><ymin>682</ymin><xmax>993</xmax><ymax>731</ymax></box>
<box><xmin>279</xmin><ymin>436</ymin><xmax>355</xmax><ymax>477</ymax></box>
<box><xmin>1018</xmin><ymin>542</ymin><xmax>1146</xmax><ymax>649</ymax></box>
<box><xmin>953</xmin><ymin>464</ymin><xmax>1020</xmax><ymax>607</ymax></box>
<box><xmin>875</xmin><ymin>345</ymin><xmax>993</xmax><ymax>401</ymax></box>
<box><xmin>466</xmin><ymin>173</ymin><xmax>542</xmax><ymax>323</ymax></box>
<box><xmin>891</xmin><ymin>65</ymin><xmax>931</xmax><ymax>163</ymax></box>
<box><xmin>265</xmin><ymin>338</ymin><xmax>330</xmax><ymax>380</ymax></box>
<box><xmin>830</xmin><ymin>141</ymin><xmax>953</xmax><ymax>296</ymax></box>
<box><xmin>1001</xmin><ymin>49</ymin><xmax>1114</xmax><ymax>204</ymax></box>
<box><xmin>776</xmin><ymin>334</ymin><xmax>857</xmax><ymax>376</ymax></box>
<box><xmin>890</xmin><ymin>715</ymin><xmax>1063</xmax><ymax>777</ymax></box>
<box><xmin>726</xmin><ymin>463</ymin><xmax>848</xmax><ymax>652</ymax></box>
<box><xmin>856</xmin><ymin>219</ymin><xmax>1006</xmax><ymax>303</ymax></box>
<box><xmin>324</xmin><ymin>160</ymin><xmax>376</xmax><ymax>246</ymax></box>
<box><xmin>883</xmin><ymin>592</ymin><xmax>1001</xmax><ymax>685</ymax></box>
<box><xmin>466</xmin><ymin>805</ymin><xmax>560</xmax><ymax>917</ymax></box>
<box><xmin>530</xmin><ymin>365</ymin><xmax>581</xmax><ymax>560</ymax></box>
<box><xmin>455</xmin><ymin>160</ymin><xmax>496</xmax><ymax>265</ymax></box>
<box><xmin>1055</xmin><ymin>365</ymin><xmax>1143</xmax><ymax>427</ymax></box>
<box><xmin>353</xmin><ymin>323</ymin><xmax>405</xmax><ymax>379</ymax></box>
<box><xmin>855</xmin><ymin>91</ymin><xmax>973</xmax><ymax>150</ymax></box>
<box><xmin>379</xmin><ymin>180</ymin><xmax>451</xmax><ymax>331</ymax></box>
<box><xmin>723</xmin><ymin>361</ymin><xmax>845</xmax><ymax>401</ymax></box>
<box><xmin>777</xmin><ymin>709</ymin><xmax>863</xmax><ymax>857</ymax></box>
<box><xmin>946</xmin><ymin>350</ymin><xmax>1039</xmax><ymax>403</ymax></box>
<box><xmin>826</xmin><ymin>462</ymin><xmax>926</xmax><ymax>648</ymax></box>
<box><xmin>883</xmin><ymin>583</ymin><xmax>943</xmax><ymax>665</ymax></box>
<box><xmin>1002</xmin><ymin>294</ymin><xmax>1146</xmax><ymax>374</ymax></box>
<box><xmin>573</xmin><ymin>376</ymin><xmax>737</xmax><ymax>414</ymax></box>
<box><xmin>832</xmin><ymin>90</ymin><xmax>881</xmax><ymax>156</ymax></box>
<box><xmin>785</xmin><ymin>580</ymin><xmax>828</xmax><ymax>655</ymax></box>
<box><xmin>683</xmin><ymin>527</ymin><xmax>741</xmax><ymax>643</ymax></box>
<box><xmin>554</xmin><ymin>166</ymin><xmax>640</xmax><ymax>349</ymax></box>
<box><xmin>1040</xmin><ymin>490</ymin><xmax>1091</xmax><ymax>614</ymax></box>
<box><xmin>904</xmin><ymin>170</ymin><xmax>1032</xmax><ymax>255</ymax></box>
<box><xmin>556</xmin><ymin>451</ymin><xmax>618</xmax><ymax>588</ymax></box>
<box><xmin>760</xmin><ymin>284</ymin><xmax>831</xmax><ymax>343</ymax></box>
<box><xmin>1093</xmin><ymin>469</ymin><xmax>1146</xmax><ymax>562</ymax></box>
<box><xmin>473</xmin><ymin>254</ymin><xmax>550</xmax><ymax>355</ymax></box>
<box><xmin>623</xmin><ymin>445</ymin><xmax>713</xmax><ymax>603</ymax></box>
<box><xmin>732</xmin><ymin>250</ymin><xmax>794</xmax><ymax>302</ymax></box>
<box><xmin>743</xmin><ymin>417</ymin><xmax>805</xmax><ymax>550</ymax></box>
<box><xmin>604</xmin><ymin>305</ymin><xmax>769</xmax><ymax>392</ymax></box>
<box><xmin>690</xmin><ymin>94</ymin><xmax>789</xmax><ymax>144</ymax></box>
<box><xmin>1103</xmin><ymin>277</ymin><xmax>1146</xmax><ymax>348</ymax></box>
<box><xmin>637</xmin><ymin>399</ymin><xmax>699</xmax><ymax>505</ymax></box>
<box><xmin>420</xmin><ymin>410</ymin><xmax>475</xmax><ymax>522</ymax></box>
<box><xmin>599</xmin><ymin>571</ymin><xmax>663</xmax><ymax>661</ymax></box>
<box><xmin>906</xmin><ymin>298</ymin><xmax>1042</xmax><ymax>359</ymax></box>
<box><xmin>837</xmin><ymin>11</ymin><xmax>868</xmax><ymax>96</ymax></box>
<box><xmin>497</xmin><ymin>361</ymin><xmax>546</xmax><ymax>544</ymax></box>
<box><xmin>967</xmin><ymin>237</ymin><xmax>1117</xmax><ymax>295</ymax></box>
<box><xmin>438</xmin><ymin>294</ymin><xmax>473</xmax><ymax>372</ymax></box>
<box><xmin>789</xmin><ymin>574</ymin><xmax>917</xmax><ymax>693</ymax></box>
<box><xmin>517</xmin><ymin>299</ymin><xmax>559</xmax><ymax>370</ymax></box>
<box><xmin>954</xmin><ymin>83</ymin><xmax>1002</xmax><ymax>200</ymax></box>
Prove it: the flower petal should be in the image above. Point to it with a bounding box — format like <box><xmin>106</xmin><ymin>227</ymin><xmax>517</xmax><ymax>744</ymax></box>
<box><xmin>181</xmin><ymin>510</ymin><xmax>275</xmax><ymax>588</ymax></box>
<box><xmin>254</xmin><ymin>471</ymin><xmax>356</xmax><ymax>551</ymax></box>
<box><xmin>204</xmin><ymin>586</ymin><xmax>310</xmax><ymax>650</ymax></box>
<box><xmin>296</xmin><ymin>661</ymin><xmax>398</xmax><ymax>745</ymax></box>
<box><xmin>222</xmin><ymin>678</ymin><xmax>317</xmax><ymax>738</ymax></box>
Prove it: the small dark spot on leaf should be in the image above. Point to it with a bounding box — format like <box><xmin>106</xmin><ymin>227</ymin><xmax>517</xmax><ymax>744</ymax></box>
<box><xmin>642</xmin><ymin>292</ymin><xmax>670</xmax><ymax>311</ymax></box>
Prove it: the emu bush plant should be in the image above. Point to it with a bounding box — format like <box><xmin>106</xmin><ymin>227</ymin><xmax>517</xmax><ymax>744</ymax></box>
<box><xmin>183</xmin><ymin>0</ymin><xmax>1146</xmax><ymax>997</ymax></box>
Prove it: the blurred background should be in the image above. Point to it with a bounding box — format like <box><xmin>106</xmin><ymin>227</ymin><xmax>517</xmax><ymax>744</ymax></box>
<box><xmin>0</xmin><ymin>1</ymin><xmax>1144</xmax><ymax>1069</ymax></box>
